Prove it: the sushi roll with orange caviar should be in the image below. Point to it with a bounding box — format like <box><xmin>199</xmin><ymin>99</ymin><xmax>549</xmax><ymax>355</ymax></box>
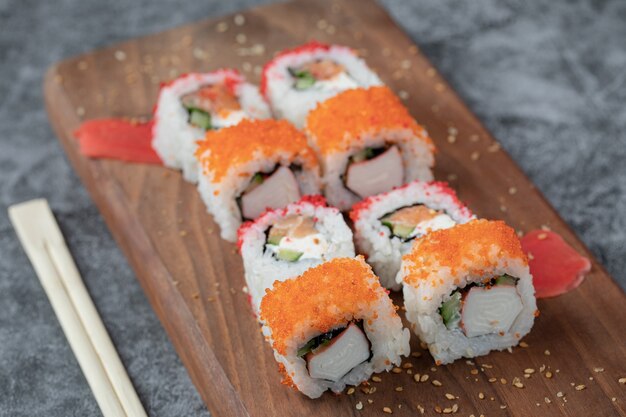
<box><xmin>399</xmin><ymin>220</ymin><xmax>537</xmax><ymax>364</ymax></box>
<box><xmin>195</xmin><ymin>119</ymin><xmax>321</xmax><ymax>242</ymax></box>
<box><xmin>261</xmin><ymin>41</ymin><xmax>382</xmax><ymax>128</ymax></box>
<box><xmin>259</xmin><ymin>257</ymin><xmax>410</xmax><ymax>399</ymax></box>
<box><xmin>305</xmin><ymin>86</ymin><xmax>435</xmax><ymax>211</ymax></box>
<box><xmin>152</xmin><ymin>70</ymin><xmax>270</xmax><ymax>182</ymax></box>
<box><xmin>238</xmin><ymin>196</ymin><xmax>355</xmax><ymax>314</ymax></box>
<box><xmin>350</xmin><ymin>181</ymin><xmax>474</xmax><ymax>290</ymax></box>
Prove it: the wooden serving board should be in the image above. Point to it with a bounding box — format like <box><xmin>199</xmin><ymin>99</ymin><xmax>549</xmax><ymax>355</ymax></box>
<box><xmin>44</xmin><ymin>0</ymin><xmax>626</xmax><ymax>415</ymax></box>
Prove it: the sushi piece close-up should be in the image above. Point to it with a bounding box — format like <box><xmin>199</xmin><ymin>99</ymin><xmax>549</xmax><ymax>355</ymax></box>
<box><xmin>237</xmin><ymin>195</ymin><xmax>355</xmax><ymax>314</ymax></box>
<box><xmin>350</xmin><ymin>181</ymin><xmax>475</xmax><ymax>290</ymax></box>
<box><xmin>259</xmin><ymin>256</ymin><xmax>410</xmax><ymax>399</ymax></box>
<box><xmin>195</xmin><ymin>119</ymin><xmax>321</xmax><ymax>242</ymax></box>
<box><xmin>152</xmin><ymin>69</ymin><xmax>270</xmax><ymax>182</ymax></box>
<box><xmin>261</xmin><ymin>41</ymin><xmax>382</xmax><ymax>128</ymax></box>
<box><xmin>306</xmin><ymin>86</ymin><xmax>435</xmax><ymax>211</ymax></box>
<box><xmin>399</xmin><ymin>219</ymin><xmax>538</xmax><ymax>364</ymax></box>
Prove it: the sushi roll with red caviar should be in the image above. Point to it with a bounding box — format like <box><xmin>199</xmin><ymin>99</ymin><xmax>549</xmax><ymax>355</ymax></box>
<box><xmin>238</xmin><ymin>196</ymin><xmax>355</xmax><ymax>314</ymax></box>
<box><xmin>261</xmin><ymin>41</ymin><xmax>382</xmax><ymax>128</ymax></box>
<box><xmin>152</xmin><ymin>70</ymin><xmax>270</xmax><ymax>182</ymax></box>
<box><xmin>195</xmin><ymin>119</ymin><xmax>321</xmax><ymax>242</ymax></box>
<box><xmin>349</xmin><ymin>181</ymin><xmax>474</xmax><ymax>290</ymax></box>
<box><xmin>259</xmin><ymin>257</ymin><xmax>410</xmax><ymax>399</ymax></box>
<box><xmin>399</xmin><ymin>220</ymin><xmax>537</xmax><ymax>364</ymax></box>
<box><xmin>305</xmin><ymin>86</ymin><xmax>435</xmax><ymax>211</ymax></box>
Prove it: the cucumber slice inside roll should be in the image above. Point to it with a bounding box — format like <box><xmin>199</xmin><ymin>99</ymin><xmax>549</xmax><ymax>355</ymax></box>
<box><xmin>439</xmin><ymin>291</ymin><xmax>462</xmax><ymax>328</ymax></box>
<box><xmin>188</xmin><ymin>109</ymin><xmax>212</xmax><ymax>130</ymax></box>
<box><xmin>277</xmin><ymin>248</ymin><xmax>303</xmax><ymax>262</ymax></box>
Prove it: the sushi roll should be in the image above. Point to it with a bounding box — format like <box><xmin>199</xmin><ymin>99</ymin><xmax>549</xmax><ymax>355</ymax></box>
<box><xmin>195</xmin><ymin>119</ymin><xmax>321</xmax><ymax>242</ymax></box>
<box><xmin>261</xmin><ymin>41</ymin><xmax>382</xmax><ymax>128</ymax></box>
<box><xmin>238</xmin><ymin>195</ymin><xmax>355</xmax><ymax>314</ymax></box>
<box><xmin>306</xmin><ymin>86</ymin><xmax>435</xmax><ymax>211</ymax></box>
<box><xmin>349</xmin><ymin>181</ymin><xmax>474</xmax><ymax>290</ymax></box>
<box><xmin>399</xmin><ymin>219</ymin><xmax>538</xmax><ymax>364</ymax></box>
<box><xmin>152</xmin><ymin>70</ymin><xmax>270</xmax><ymax>182</ymax></box>
<box><xmin>259</xmin><ymin>257</ymin><xmax>410</xmax><ymax>399</ymax></box>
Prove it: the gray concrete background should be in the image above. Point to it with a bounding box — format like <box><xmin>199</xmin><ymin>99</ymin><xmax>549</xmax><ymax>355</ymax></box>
<box><xmin>1</xmin><ymin>0</ymin><xmax>625</xmax><ymax>415</ymax></box>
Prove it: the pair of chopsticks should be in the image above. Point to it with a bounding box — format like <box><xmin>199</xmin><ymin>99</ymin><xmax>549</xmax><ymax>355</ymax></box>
<box><xmin>9</xmin><ymin>199</ymin><xmax>148</xmax><ymax>417</ymax></box>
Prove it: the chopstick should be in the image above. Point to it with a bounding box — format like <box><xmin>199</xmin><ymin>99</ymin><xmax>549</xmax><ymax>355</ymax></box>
<box><xmin>9</xmin><ymin>199</ymin><xmax>148</xmax><ymax>417</ymax></box>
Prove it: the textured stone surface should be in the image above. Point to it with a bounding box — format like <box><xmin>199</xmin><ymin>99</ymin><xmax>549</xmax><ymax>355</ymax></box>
<box><xmin>0</xmin><ymin>0</ymin><xmax>624</xmax><ymax>415</ymax></box>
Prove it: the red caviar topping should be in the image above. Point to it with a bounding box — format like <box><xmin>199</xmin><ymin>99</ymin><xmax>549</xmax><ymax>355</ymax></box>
<box><xmin>306</xmin><ymin>86</ymin><xmax>434</xmax><ymax>155</ymax></box>
<box><xmin>195</xmin><ymin>119</ymin><xmax>317</xmax><ymax>182</ymax></box>
<box><xmin>260</xmin><ymin>257</ymin><xmax>384</xmax><ymax>356</ymax></box>
<box><xmin>403</xmin><ymin>220</ymin><xmax>527</xmax><ymax>286</ymax></box>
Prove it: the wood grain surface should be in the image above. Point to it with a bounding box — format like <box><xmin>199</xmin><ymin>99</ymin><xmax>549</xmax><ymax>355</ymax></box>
<box><xmin>43</xmin><ymin>0</ymin><xmax>626</xmax><ymax>415</ymax></box>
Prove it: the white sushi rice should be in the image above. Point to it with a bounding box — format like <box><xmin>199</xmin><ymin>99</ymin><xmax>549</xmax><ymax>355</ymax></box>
<box><xmin>196</xmin><ymin>150</ymin><xmax>320</xmax><ymax>242</ymax></box>
<box><xmin>399</xmin><ymin>244</ymin><xmax>537</xmax><ymax>365</ymax></box>
<box><xmin>262</xmin><ymin>43</ymin><xmax>382</xmax><ymax>128</ymax></box>
<box><xmin>311</xmin><ymin>128</ymin><xmax>435</xmax><ymax>211</ymax></box>
<box><xmin>152</xmin><ymin>70</ymin><xmax>270</xmax><ymax>182</ymax></box>
<box><xmin>238</xmin><ymin>197</ymin><xmax>355</xmax><ymax>314</ymax></box>
<box><xmin>351</xmin><ymin>181</ymin><xmax>475</xmax><ymax>290</ymax></box>
<box><xmin>260</xmin><ymin>257</ymin><xmax>410</xmax><ymax>399</ymax></box>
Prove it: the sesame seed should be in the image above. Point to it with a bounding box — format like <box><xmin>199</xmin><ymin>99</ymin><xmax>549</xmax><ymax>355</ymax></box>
<box><xmin>355</xmin><ymin>401</ymin><xmax>363</xmax><ymax>410</ymax></box>
<box><xmin>470</xmin><ymin>369</ymin><xmax>479</xmax><ymax>375</ymax></box>
<box><xmin>413</xmin><ymin>373</ymin><xmax>421</xmax><ymax>382</ymax></box>
<box><xmin>470</xmin><ymin>151</ymin><xmax>480</xmax><ymax>161</ymax></box>
<box><xmin>488</xmin><ymin>378</ymin><xmax>497</xmax><ymax>383</ymax></box>
<box><xmin>395</xmin><ymin>386</ymin><xmax>403</xmax><ymax>392</ymax></box>
<box><xmin>432</xmin><ymin>379</ymin><xmax>443</xmax><ymax>387</ymax></box>
<box><xmin>619</xmin><ymin>377</ymin><xmax>626</xmax><ymax>384</ymax></box>
<box><xmin>514</xmin><ymin>381</ymin><xmax>524</xmax><ymax>389</ymax></box>
<box><xmin>546</xmin><ymin>371</ymin><xmax>553</xmax><ymax>379</ymax></box>
<box><xmin>216</xmin><ymin>21</ymin><xmax>229</xmax><ymax>32</ymax></box>
<box><xmin>500</xmin><ymin>405</ymin><xmax>507</xmax><ymax>409</ymax></box>
<box><xmin>465</xmin><ymin>360</ymin><xmax>475</xmax><ymax>365</ymax></box>
<box><xmin>420</xmin><ymin>374</ymin><xmax>429</xmax><ymax>382</ymax></box>
<box><xmin>487</xmin><ymin>143</ymin><xmax>501</xmax><ymax>153</ymax></box>
<box><xmin>500</xmin><ymin>378</ymin><xmax>507</xmax><ymax>385</ymax></box>
<box><xmin>372</xmin><ymin>376</ymin><xmax>382</xmax><ymax>382</ymax></box>
<box><xmin>400</xmin><ymin>59</ymin><xmax>411</xmax><ymax>69</ymax></box>
<box><xmin>520</xmin><ymin>341</ymin><xmax>529</xmax><ymax>348</ymax></box>
<box><xmin>434</xmin><ymin>405</ymin><xmax>443</xmax><ymax>414</ymax></box>
<box><xmin>593</xmin><ymin>367</ymin><xmax>604</xmax><ymax>373</ymax></box>
<box><xmin>392</xmin><ymin>367</ymin><xmax>402</xmax><ymax>374</ymax></box>
<box><xmin>478</xmin><ymin>392</ymin><xmax>485</xmax><ymax>399</ymax></box>
<box><xmin>431</xmin><ymin>367</ymin><xmax>438</xmax><ymax>372</ymax></box>
<box><xmin>556</xmin><ymin>391</ymin><xmax>564</xmax><ymax>398</ymax></box>
<box><xmin>435</xmin><ymin>83</ymin><xmax>445</xmax><ymax>92</ymax></box>
<box><xmin>402</xmin><ymin>363</ymin><xmax>413</xmax><ymax>369</ymax></box>
<box><xmin>383</xmin><ymin>406</ymin><xmax>393</xmax><ymax>414</ymax></box>
<box><xmin>417</xmin><ymin>404</ymin><xmax>425</xmax><ymax>414</ymax></box>
<box><xmin>407</xmin><ymin>369</ymin><xmax>413</xmax><ymax>375</ymax></box>
<box><xmin>234</xmin><ymin>14</ymin><xmax>245</xmax><ymax>26</ymax></box>
<box><xmin>525</xmin><ymin>368</ymin><xmax>535</xmax><ymax>374</ymax></box>
<box><xmin>368</xmin><ymin>399</ymin><xmax>373</xmax><ymax>404</ymax></box>
<box><xmin>368</xmin><ymin>386</ymin><xmax>377</xmax><ymax>394</ymax></box>
<box><xmin>447</xmin><ymin>135</ymin><xmax>457</xmax><ymax>144</ymax></box>
<box><xmin>236</xmin><ymin>33</ymin><xmax>247</xmax><ymax>44</ymax></box>
<box><xmin>470</xmin><ymin>134</ymin><xmax>480</xmax><ymax>142</ymax></box>
<box><xmin>545</xmin><ymin>397</ymin><xmax>552</xmax><ymax>404</ymax></box>
<box><xmin>589</xmin><ymin>376</ymin><xmax>594</xmax><ymax>381</ymax></box>
<box><xmin>398</xmin><ymin>90</ymin><xmax>409</xmax><ymax>100</ymax></box>
<box><xmin>445</xmin><ymin>393</ymin><xmax>455</xmax><ymax>400</ymax></box>
<box><xmin>442</xmin><ymin>407</ymin><xmax>453</xmax><ymax>414</ymax></box>
<box><xmin>540</xmin><ymin>364</ymin><xmax>546</xmax><ymax>372</ymax></box>
<box><xmin>508</xmin><ymin>186</ymin><xmax>518</xmax><ymax>195</ymax></box>
<box><xmin>347</xmin><ymin>387</ymin><xmax>355</xmax><ymax>395</ymax></box>
<box><xmin>411</xmin><ymin>351</ymin><xmax>422</xmax><ymax>358</ymax></box>
<box><xmin>612</xmin><ymin>397</ymin><xmax>617</xmax><ymax>402</ymax></box>
<box><xmin>575</xmin><ymin>384</ymin><xmax>586</xmax><ymax>391</ymax></box>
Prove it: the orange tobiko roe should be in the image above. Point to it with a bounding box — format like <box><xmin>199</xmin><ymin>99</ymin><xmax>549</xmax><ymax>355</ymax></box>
<box><xmin>195</xmin><ymin>119</ymin><xmax>318</xmax><ymax>182</ymax></box>
<box><xmin>260</xmin><ymin>257</ymin><xmax>389</xmax><ymax>356</ymax></box>
<box><xmin>402</xmin><ymin>219</ymin><xmax>527</xmax><ymax>286</ymax></box>
<box><xmin>305</xmin><ymin>86</ymin><xmax>434</xmax><ymax>155</ymax></box>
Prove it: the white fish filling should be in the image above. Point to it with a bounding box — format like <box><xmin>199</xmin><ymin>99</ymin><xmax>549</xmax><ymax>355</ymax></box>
<box><xmin>306</xmin><ymin>323</ymin><xmax>371</xmax><ymax>382</ymax></box>
<box><xmin>408</xmin><ymin>213</ymin><xmax>457</xmax><ymax>239</ymax></box>
<box><xmin>211</xmin><ymin>110</ymin><xmax>247</xmax><ymax>129</ymax></box>
<box><xmin>461</xmin><ymin>286</ymin><xmax>523</xmax><ymax>338</ymax></box>
<box><xmin>267</xmin><ymin>233</ymin><xmax>329</xmax><ymax>260</ymax></box>
<box><xmin>311</xmin><ymin>72</ymin><xmax>358</xmax><ymax>92</ymax></box>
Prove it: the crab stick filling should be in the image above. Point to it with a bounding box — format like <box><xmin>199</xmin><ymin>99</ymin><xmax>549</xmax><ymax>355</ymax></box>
<box><xmin>298</xmin><ymin>322</ymin><xmax>371</xmax><ymax>382</ymax></box>
<box><xmin>380</xmin><ymin>205</ymin><xmax>456</xmax><ymax>240</ymax></box>
<box><xmin>239</xmin><ymin>166</ymin><xmax>301</xmax><ymax>220</ymax></box>
<box><xmin>289</xmin><ymin>59</ymin><xmax>358</xmax><ymax>91</ymax></box>
<box><xmin>439</xmin><ymin>275</ymin><xmax>523</xmax><ymax>337</ymax></box>
<box><xmin>180</xmin><ymin>83</ymin><xmax>245</xmax><ymax>130</ymax></box>
<box><xmin>345</xmin><ymin>145</ymin><xmax>404</xmax><ymax>198</ymax></box>
<box><xmin>265</xmin><ymin>215</ymin><xmax>328</xmax><ymax>262</ymax></box>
